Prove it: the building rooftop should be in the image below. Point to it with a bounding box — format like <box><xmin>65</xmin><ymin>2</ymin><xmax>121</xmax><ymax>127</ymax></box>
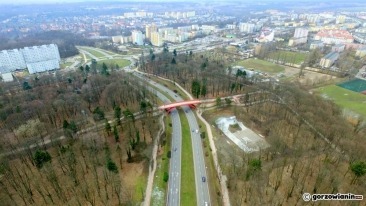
<box><xmin>315</xmin><ymin>29</ymin><xmax>353</xmax><ymax>40</ymax></box>
<box><xmin>323</xmin><ymin>51</ymin><xmax>340</xmax><ymax>61</ymax></box>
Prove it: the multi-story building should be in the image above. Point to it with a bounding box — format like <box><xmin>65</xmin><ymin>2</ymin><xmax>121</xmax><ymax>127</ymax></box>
<box><xmin>112</xmin><ymin>36</ymin><xmax>123</xmax><ymax>43</ymax></box>
<box><xmin>0</xmin><ymin>49</ymin><xmax>26</xmax><ymax>71</ymax></box>
<box><xmin>146</xmin><ymin>23</ymin><xmax>157</xmax><ymax>39</ymax></box>
<box><xmin>310</xmin><ymin>41</ymin><xmax>324</xmax><ymax>49</ymax></box>
<box><xmin>136</xmin><ymin>11</ymin><xmax>147</xmax><ymax>18</ymax></box>
<box><xmin>239</xmin><ymin>23</ymin><xmax>255</xmax><ymax>33</ymax></box>
<box><xmin>227</xmin><ymin>24</ymin><xmax>236</xmax><ymax>30</ymax></box>
<box><xmin>132</xmin><ymin>30</ymin><xmax>144</xmax><ymax>45</ymax></box>
<box><xmin>331</xmin><ymin>44</ymin><xmax>345</xmax><ymax>52</ymax></box>
<box><xmin>314</xmin><ymin>29</ymin><xmax>354</xmax><ymax>44</ymax></box>
<box><xmin>191</xmin><ymin>24</ymin><xmax>199</xmax><ymax>31</ymax></box>
<box><xmin>320</xmin><ymin>52</ymin><xmax>339</xmax><ymax>68</ymax></box>
<box><xmin>151</xmin><ymin>31</ymin><xmax>164</xmax><ymax>47</ymax></box>
<box><xmin>356</xmin><ymin>47</ymin><xmax>366</xmax><ymax>57</ymax></box>
<box><xmin>0</xmin><ymin>44</ymin><xmax>60</xmax><ymax>74</ymax></box>
<box><xmin>164</xmin><ymin>34</ymin><xmax>177</xmax><ymax>43</ymax></box>
<box><xmin>294</xmin><ymin>28</ymin><xmax>309</xmax><ymax>38</ymax></box>
<box><xmin>336</xmin><ymin>15</ymin><xmax>346</xmax><ymax>24</ymax></box>
<box><xmin>289</xmin><ymin>28</ymin><xmax>309</xmax><ymax>46</ymax></box>
<box><xmin>178</xmin><ymin>32</ymin><xmax>189</xmax><ymax>42</ymax></box>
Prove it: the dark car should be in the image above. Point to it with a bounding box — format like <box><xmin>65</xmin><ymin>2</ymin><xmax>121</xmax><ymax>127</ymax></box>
<box><xmin>202</xmin><ymin>176</ymin><xmax>206</xmax><ymax>182</ymax></box>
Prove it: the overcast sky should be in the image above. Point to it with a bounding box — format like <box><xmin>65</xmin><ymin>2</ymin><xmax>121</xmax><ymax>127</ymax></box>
<box><xmin>0</xmin><ymin>0</ymin><xmax>359</xmax><ymax>5</ymax></box>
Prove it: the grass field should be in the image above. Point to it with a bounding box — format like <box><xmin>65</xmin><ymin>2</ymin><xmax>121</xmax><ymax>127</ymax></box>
<box><xmin>98</xmin><ymin>59</ymin><xmax>131</xmax><ymax>68</ymax></box>
<box><xmin>60</xmin><ymin>62</ymin><xmax>73</xmax><ymax>69</ymax></box>
<box><xmin>235</xmin><ymin>59</ymin><xmax>285</xmax><ymax>73</ymax></box>
<box><xmin>80</xmin><ymin>47</ymin><xmax>106</xmax><ymax>58</ymax></box>
<box><xmin>180</xmin><ymin>111</ymin><xmax>197</xmax><ymax>206</ymax></box>
<box><xmin>316</xmin><ymin>85</ymin><xmax>366</xmax><ymax>118</ymax></box>
<box><xmin>268</xmin><ymin>50</ymin><xmax>308</xmax><ymax>64</ymax></box>
<box><xmin>134</xmin><ymin>175</ymin><xmax>147</xmax><ymax>202</ymax></box>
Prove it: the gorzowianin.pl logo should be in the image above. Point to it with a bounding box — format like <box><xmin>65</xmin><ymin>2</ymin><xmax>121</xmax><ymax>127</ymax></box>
<box><xmin>303</xmin><ymin>193</ymin><xmax>363</xmax><ymax>201</ymax></box>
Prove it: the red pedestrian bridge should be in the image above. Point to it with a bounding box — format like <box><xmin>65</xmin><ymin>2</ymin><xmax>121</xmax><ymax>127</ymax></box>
<box><xmin>159</xmin><ymin>99</ymin><xmax>201</xmax><ymax>113</ymax></box>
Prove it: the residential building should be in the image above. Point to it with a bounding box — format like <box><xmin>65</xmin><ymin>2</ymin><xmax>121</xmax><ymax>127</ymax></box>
<box><xmin>0</xmin><ymin>44</ymin><xmax>60</xmax><ymax>74</ymax></box>
<box><xmin>239</xmin><ymin>23</ymin><xmax>255</xmax><ymax>33</ymax></box>
<box><xmin>132</xmin><ymin>30</ymin><xmax>144</xmax><ymax>45</ymax></box>
<box><xmin>336</xmin><ymin>15</ymin><xmax>346</xmax><ymax>24</ymax></box>
<box><xmin>331</xmin><ymin>44</ymin><xmax>345</xmax><ymax>52</ymax></box>
<box><xmin>314</xmin><ymin>29</ymin><xmax>354</xmax><ymax>44</ymax></box>
<box><xmin>0</xmin><ymin>49</ymin><xmax>26</xmax><ymax>71</ymax></box>
<box><xmin>289</xmin><ymin>28</ymin><xmax>308</xmax><ymax>46</ymax></box>
<box><xmin>112</xmin><ymin>36</ymin><xmax>123</xmax><ymax>43</ymax></box>
<box><xmin>310</xmin><ymin>41</ymin><xmax>324</xmax><ymax>49</ymax></box>
<box><xmin>151</xmin><ymin>31</ymin><xmax>164</xmax><ymax>47</ymax></box>
<box><xmin>145</xmin><ymin>23</ymin><xmax>157</xmax><ymax>39</ymax></box>
<box><xmin>294</xmin><ymin>28</ymin><xmax>309</xmax><ymax>38</ymax></box>
<box><xmin>356</xmin><ymin>47</ymin><xmax>366</xmax><ymax>57</ymax></box>
<box><xmin>191</xmin><ymin>24</ymin><xmax>199</xmax><ymax>30</ymax></box>
<box><xmin>320</xmin><ymin>52</ymin><xmax>340</xmax><ymax>68</ymax></box>
<box><xmin>256</xmin><ymin>29</ymin><xmax>274</xmax><ymax>43</ymax></box>
<box><xmin>227</xmin><ymin>24</ymin><xmax>236</xmax><ymax>29</ymax></box>
<box><xmin>178</xmin><ymin>32</ymin><xmax>189</xmax><ymax>42</ymax></box>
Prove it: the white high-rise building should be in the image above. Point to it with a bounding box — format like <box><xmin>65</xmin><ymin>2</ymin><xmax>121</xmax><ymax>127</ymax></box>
<box><xmin>289</xmin><ymin>28</ymin><xmax>309</xmax><ymax>46</ymax></box>
<box><xmin>132</xmin><ymin>30</ymin><xmax>144</xmax><ymax>46</ymax></box>
<box><xmin>0</xmin><ymin>49</ymin><xmax>26</xmax><ymax>72</ymax></box>
<box><xmin>294</xmin><ymin>28</ymin><xmax>309</xmax><ymax>38</ymax></box>
<box><xmin>239</xmin><ymin>23</ymin><xmax>256</xmax><ymax>33</ymax></box>
<box><xmin>0</xmin><ymin>44</ymin><xmax>60</xmax><ymax>74</ymax></box>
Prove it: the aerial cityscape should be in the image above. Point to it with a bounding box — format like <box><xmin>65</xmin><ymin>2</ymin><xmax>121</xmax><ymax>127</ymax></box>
<box><xmin>0</xmin><ymin>0</ymin><xmax>365</xmax><ymax>205</ymax></box>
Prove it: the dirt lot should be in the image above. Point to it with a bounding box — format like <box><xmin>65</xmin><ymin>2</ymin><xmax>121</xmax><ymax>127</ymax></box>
<box><xmin>280</xmin><ymin>66</ymin><xmax>338</xmax><ymax>85</ymax></box>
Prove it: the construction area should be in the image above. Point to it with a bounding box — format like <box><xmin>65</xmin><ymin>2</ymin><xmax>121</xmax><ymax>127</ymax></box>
<box><xmin>215</xmin><ymin>116</ymin><xmax>269</xmax><ymax>153</ymax></box>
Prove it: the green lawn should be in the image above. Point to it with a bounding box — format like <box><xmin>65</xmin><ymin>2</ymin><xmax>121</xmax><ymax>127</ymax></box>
<box><xmin>316</xmin><ymin>85</ymin><xmax>366</xmax><ymax>118</ymax></box>
<box><xmin>235</xmin><ymin>59</ymin><xmax>285</xmax><ymax>73</ymax></box>
<box><xmin>60</xmin><ymin>62</ymin><xmax>73</xmax><ymax>69</ymax></box>
<box><xmin>79</xmin><ymin>47</ymin><xmax>106</xmax><ymax>58</ymax></box>
<box><xmin>268</xmin><ymin>50</ymin><xmax>308</xmax><ymax>64</ymax></box>
<box><xmin>98</xmin><ymin>59</ymin><xmax>131</xmax><ymax>68</ymax></box>
<box><xmin>180</xmin><ymin>111</ymin><xmax>197</xmax><ymax>206</ymax></box>
<box><xmin>134</xmin><ymin>175</ymin><xmax>147</xmax><ymax>202</ymax></box>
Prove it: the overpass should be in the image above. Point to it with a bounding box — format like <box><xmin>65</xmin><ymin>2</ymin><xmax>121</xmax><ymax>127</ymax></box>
<box><xmin>158</xmin><ymin>99</ymin><xmax>201</xmax><ymax>112</ymax></box>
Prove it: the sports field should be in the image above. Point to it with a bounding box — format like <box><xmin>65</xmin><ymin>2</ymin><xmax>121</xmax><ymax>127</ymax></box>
<box><xmin>268</xmin><ymin>50</ymin><xmax>308</xmax><ymax>64</ymax></box>
<box><xmin>235</xmin><ymin>59</ymin><xmax>285</xmax><ymax>73</ymax></box>
<box><xmin>316</xmin><ymin>85</ymin><xmax>366</xmax><ymax>118</ymax></box>
<box><xmin>337</xmin><ymin>78</ymin><xmax>366</xmax><ymax>93</ymax></box>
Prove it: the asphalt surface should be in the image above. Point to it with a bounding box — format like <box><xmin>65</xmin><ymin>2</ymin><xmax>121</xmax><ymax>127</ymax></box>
<box><xmin>134</xmin><ymin>73</ymin><xmax>182</xmax><ymax>206</ymax></box>
<box><xmin>134</xmin><ymin>72</ymin><xmax>211</xmax><ymax>206</ymax></box>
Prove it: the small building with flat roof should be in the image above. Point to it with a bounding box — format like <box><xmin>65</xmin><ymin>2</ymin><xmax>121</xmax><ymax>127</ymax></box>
<box><xmin>320</xmin><ymin>52</ymin><xmax>340</xmax><ymax>68</ymax></box>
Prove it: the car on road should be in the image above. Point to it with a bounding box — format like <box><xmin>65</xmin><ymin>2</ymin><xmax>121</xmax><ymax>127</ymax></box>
<box><xmin>202</xmin><ymin>176</ymin><xmax>206</xmax><ymax>182</ymax></box>
<box><xmin>204</xmin><ymin>202</ymin><xmax>209</xmax><ymax>206</ymax></box>
<box><xmin>174</xmin><ymin>147</ymin><xmax>177</xmax><ymax>151</ymax></box>
<box><xmin>195</xmin><ymin>129</ymin><xmax>199</xmax><ymax>133</ymax></box>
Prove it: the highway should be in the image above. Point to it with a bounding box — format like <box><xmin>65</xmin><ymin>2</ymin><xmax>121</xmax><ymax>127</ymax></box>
<box><xmin>134</xmin><ymin>73</ymin><xmax>183</xmax><ymax>206</ymax></box>
<box><xmin>134</xmin><ymin>72</ymin><xmax>211</xmax><ymax>206</ymax></box>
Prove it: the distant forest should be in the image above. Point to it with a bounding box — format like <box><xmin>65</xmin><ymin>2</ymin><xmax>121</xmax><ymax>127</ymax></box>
<box><xmin>0</xmin><ymin>31</ymin><xmax>95</xmax><ymax>58</ymax></box>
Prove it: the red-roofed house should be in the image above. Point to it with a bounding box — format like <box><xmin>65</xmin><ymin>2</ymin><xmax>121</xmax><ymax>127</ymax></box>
<box><xmin>314</xmin><ymin>29</ymin><xmax>354</xmax><ymax>44</ymax></box>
